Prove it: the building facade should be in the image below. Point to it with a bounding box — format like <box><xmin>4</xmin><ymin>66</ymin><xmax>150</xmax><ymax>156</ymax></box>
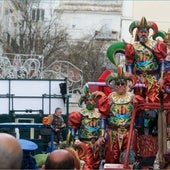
<box><xmin>1</xmin><ymin>1</ymin><xmax>170</xmax><ymax>48</ymax></box>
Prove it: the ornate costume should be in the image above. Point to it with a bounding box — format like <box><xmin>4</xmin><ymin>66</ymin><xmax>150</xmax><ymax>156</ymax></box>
<box><xmin>97</xmin><ymin>66</ymin><xmax>137</xmax><ymax>164</ymax></box>
<box><xmin>68</xmin><ymin>84</ymin><xmax>106</xmax><ymax>170</ymax></box>
<box><xmin>125</xmin><ymin>17</ymin><xmax>167</xmax><ymax>102</ymax></box>
<box><xmin>125</xmin><ymin>17</ymin><xmax>168</xmax><ymax>168</ymax></box>
<box><xmin>107</xmin><ymin>17</ymin><xmax>167</xmax><ymax>102</ymax></box>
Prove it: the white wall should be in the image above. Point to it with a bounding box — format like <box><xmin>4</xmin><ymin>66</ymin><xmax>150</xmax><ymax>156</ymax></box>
<box><xmin>120</xmin><ymin>0</ymin><xmax>133</xmax><ymax>42</ymax></box>
<box><xmin>60</xmin><ymin>11</ymin><xmax>121</xmax><ymax>40</ymax></box>
<box><xmin>132</xmin><ymin>1</ymin><xmax>170</xmax><ymax>33</ymax></box>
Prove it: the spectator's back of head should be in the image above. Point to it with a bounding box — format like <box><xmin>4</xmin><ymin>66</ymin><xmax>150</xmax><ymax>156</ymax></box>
<box><xmin>43</xmin><ymin>149</ymin><xmax>75</xmax><ymax>169</ymax></box>
<box><xmin>65</xmin><ymin>147</ymin><xmax>80</xmax><ymax>170</ymax></box>
<box><xmin>0</xmin><ymin>133</ymin><xmax>23</xmax><ymax>169</ymax></box>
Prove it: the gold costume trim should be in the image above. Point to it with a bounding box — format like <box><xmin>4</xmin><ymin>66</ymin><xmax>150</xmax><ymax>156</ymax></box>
<box><xmin>80</xmin><ymin>108</ymin><xmax>101</xmax><ymax>118</ymax></box>
<box><xmin>109</xmin><ymin>92</ymin><xmax>134</xmax><ymax>104</ymax></box>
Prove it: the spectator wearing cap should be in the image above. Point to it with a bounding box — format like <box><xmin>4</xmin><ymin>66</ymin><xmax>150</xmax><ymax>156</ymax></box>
<box><xmin>18</xmin><ymin>139</ymin><xmax>39</xmax><ymax>169</ymax></box>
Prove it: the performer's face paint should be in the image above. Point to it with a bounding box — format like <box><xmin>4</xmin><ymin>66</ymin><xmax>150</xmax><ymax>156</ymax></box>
<box><xmin>86</xmin><ymin>99</ymin><xmax>95</xmax><ymax>110</ymax></box>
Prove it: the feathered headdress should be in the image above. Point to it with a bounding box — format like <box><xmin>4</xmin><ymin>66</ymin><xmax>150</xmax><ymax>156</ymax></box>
<box><xmin>106</xmin><ymin>65</ymin><xmax>136</xmax><ymax>88</ymax></box>
<box><xmin>78</xmin><ymin>83</ymin><xmax>95</xmax><ymax>107</ymax></box>
<box><xmin>106</xmin><ymin>41</ymin><xmax>125</xmax><ymax>67</ymax></box>
<box><xmin>153</xmin><ymin>28</ymin><xmax>170</xmax><ymax>44</ymax></box>
<box><xmin>153</xmin><ymin>30</ymin><xmax>166</xmax><ymax>41</ymax></box>
<box><xmin>129</xmin><ymin>16</ymin><xmax>158</xmax><ymax>40</ymax></box>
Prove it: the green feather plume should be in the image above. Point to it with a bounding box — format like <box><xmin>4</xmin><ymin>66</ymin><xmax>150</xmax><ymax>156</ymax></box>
<box><xmin>107</xmin><ymin>41</ymin><xmax>126</xmax><ymax>66</ymax></box>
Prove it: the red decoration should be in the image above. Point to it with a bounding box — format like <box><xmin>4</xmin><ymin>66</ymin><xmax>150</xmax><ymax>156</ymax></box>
<box><xmin>68</xmin><ymin>112</ymin><xmax>82</xmax><ymax>129</ymax></box>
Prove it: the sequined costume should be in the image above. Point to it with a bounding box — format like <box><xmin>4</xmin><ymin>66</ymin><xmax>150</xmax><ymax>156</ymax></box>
<box><xmin>125</xmin><ymin>17</ymin><xmax>167</xmax><ymax>102</ymax></box>
<box><xmin>96</xmin><ymin>66</ymin><xmax>138</xmax><ymax>164</ymax></box>
<box><xmin>68</xmin><ymin>84</ymin><xmax>106</xmax><ymax>170</ymax></box>
<box><xmin>98</xmin><ymin>91</ymin><xmax>137</xmax><ymax>163</ymax></box>
<box><xmin>104</xmin><ymin>17</ymin><xmax>167</xmax><ymax>168</ymax></box>
<box><xmin>125</xmin><ymin>17</ymin><xmax>167</xmax><ymax>168</ymax></box>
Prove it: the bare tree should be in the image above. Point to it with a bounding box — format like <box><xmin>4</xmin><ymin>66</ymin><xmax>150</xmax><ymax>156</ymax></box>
<box><xmin>2</xmin><ymin>0</ymin><xmax>68</xmax><ymax>67</ymax></box>
<box><xmin>64</xmin><ymin>35</ymin><xmax>110</xmax><ymax>83</ymax></box>
<box><xmin>1</xmin><ymin>0</ymin><xmax>114</xmax><ymax>84</ymax></box>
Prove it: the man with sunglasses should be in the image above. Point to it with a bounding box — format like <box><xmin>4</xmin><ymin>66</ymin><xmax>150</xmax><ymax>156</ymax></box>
<box><xmin>96</xmin><ymin>66</ymin><xmax>138</xmax><ymax>164</ymax></box>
